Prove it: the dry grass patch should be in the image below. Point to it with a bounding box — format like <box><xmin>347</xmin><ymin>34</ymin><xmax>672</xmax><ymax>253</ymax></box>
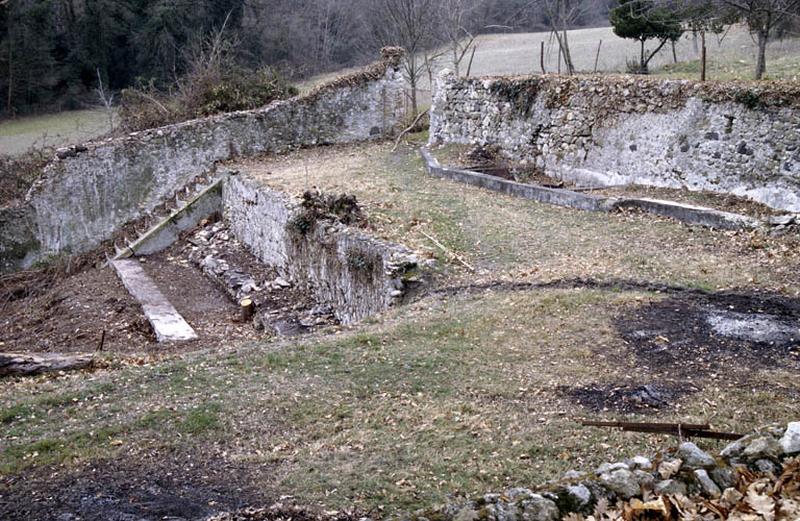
<box><xmin>231</xmin><ymin>141</ymin><xmax>800</xmax><ymax>295</ymax></box>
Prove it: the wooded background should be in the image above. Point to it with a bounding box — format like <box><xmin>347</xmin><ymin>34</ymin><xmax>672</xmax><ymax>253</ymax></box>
<box><xmin>0</xmin><ymin>0</ymin><xmax>613</xmax><ymax>115</ymax></box>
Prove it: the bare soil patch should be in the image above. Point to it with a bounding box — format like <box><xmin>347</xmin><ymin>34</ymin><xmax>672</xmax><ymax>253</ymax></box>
<box><xmin>0</xmin><ymin>238</ymin><xmax>262</xmax><ymax>355</ymax></box>
<box><xmin>565</xmin><ymin>383</ymin><xmax>692</xmax><ymax>414</ymax></box>
<box><xmin>0</xmin><ymin>264</ymin><xmax>153</xmax><ymax>354</ymax></box>
<box><xmin>616</xmin><ymin>291</ymin><xmax>800</xmax><ymax>379</ymax></box>
<box><xmin>0</xmin><ymin>449</ymin><xmax>272</xmax><ymax>521</ymax></box>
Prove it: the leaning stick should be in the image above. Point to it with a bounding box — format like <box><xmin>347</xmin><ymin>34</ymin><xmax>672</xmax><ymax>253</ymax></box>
<box><xmin>392</xmin><ymin>109</ymin><xmax>429</xmax><ymax>152</ymax></box>
<box><xmin>419</xmin><ymin>230</ymin><xmax>475</xmax><ymax>272</ymax></box>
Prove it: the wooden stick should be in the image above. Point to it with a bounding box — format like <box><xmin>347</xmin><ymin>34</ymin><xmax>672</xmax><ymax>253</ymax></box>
<box><xmin>391</xmin><ymin>109</ymin><xmax>429</xmax><ymax>152</ymax></box>
<box><xmin>97</xmin><ymin>330</ymin><xmax>106</xmax><ymax>352</ymax></box>
<box><xmin>593</xmin><ymin>40</ymin><xmax>603</xmax><ymax>73</ymax></box>
<box><xmin>466</xmin><ymin>45</ymin><xmax>477</xmax><ymax>77</ymax></box>
<box><xmin>581</xmin><ymin>420</ymin><xmax>743</xmax><ymax>441</ymax></box>
<box><xmin>700</xmin><ymin>31</ymin><xmax>707</xmax><ymax>82</ymax></box>
<box><xmin>540</xmin><ymin>41</ymin><xmax>546</xmax><ymax>74</ymax></box>
<box><xmin>419</xmin><ymin>230</ymin><xmax>475</xmax><ymax>272</ymax></box>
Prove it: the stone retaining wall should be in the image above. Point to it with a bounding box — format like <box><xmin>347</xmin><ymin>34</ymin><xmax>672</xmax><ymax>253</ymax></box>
<box><xmin>430</xmin><ymin>73</ymin><xmax>800</xmax><ymax>213</ymax></box>
<box><xmin>223</xmin><ymin>174</ymin><xmax>421</xmax><ymax>324</ymax></box>
<box><xmin>0</xmin><ymin>48</ymin><xmax>406</xmax><ymax>273</ymax></box>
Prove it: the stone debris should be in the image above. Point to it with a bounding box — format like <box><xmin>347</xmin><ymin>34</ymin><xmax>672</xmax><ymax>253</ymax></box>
<box><xmin>404</xmin><ymin>422</ymin><xmax>800</xmax><ymax>521</ymax></box>
<box><xmin>781</xmin><ymin>422</ymin><xmax>800</xmax><ymax>455</ymax></box>
<box><xmin>676</xmin><ymin>442</ymin><xmax>716</xmax><ymax>469</ymax></box>
<box><xmin>185</xmin><ymin>221</ymin><xmax>338</xmax><ymax>337</ymax></box>
<box><xmin>694</xmin><ymin>469</ymin><xmax>722</xmax><ymax>498</ymax></box>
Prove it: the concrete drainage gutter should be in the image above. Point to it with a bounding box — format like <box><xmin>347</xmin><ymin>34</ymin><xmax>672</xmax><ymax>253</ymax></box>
<box><xmin>420</xmin><ymin>148</ymin><xmax>770</xmax><ymax>231</ymax></box>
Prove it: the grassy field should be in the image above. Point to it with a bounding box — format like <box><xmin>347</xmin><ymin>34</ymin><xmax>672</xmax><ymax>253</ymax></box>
<box><xmin>3</xmin><ymin>139</ymin><xmax>799</xmax><ymax>517</ymax></box>
<box><xmin>302</xmin><ymin>25</ymin><xmax>800</xmax><ymax>107</ymax></box>
<box><xmin>456</xmin><ymin>24</ymin><xmax>800</xmax><ymax>80</ymax></box>
<box><xmin>0</xmin><ymin>108</ymin><xmax>113</xmax><ymax>157</ymax></box>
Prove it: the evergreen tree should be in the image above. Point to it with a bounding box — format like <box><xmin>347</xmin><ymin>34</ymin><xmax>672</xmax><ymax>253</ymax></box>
<box><xmin>610</xmin><ymin>0</ymin><xmax>683</xmax><ymax>73</ymax></box>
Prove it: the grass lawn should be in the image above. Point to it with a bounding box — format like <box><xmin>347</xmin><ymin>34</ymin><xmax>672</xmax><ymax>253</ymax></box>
<box><xmin>3</xmin><ymin>140</ymin><xmax>798</xmax><ymax>517</ymax></box>
<box><xmin>0</xmin><ymin>108</ymin><xmax>113</xmax><ymax>157</ymax></box>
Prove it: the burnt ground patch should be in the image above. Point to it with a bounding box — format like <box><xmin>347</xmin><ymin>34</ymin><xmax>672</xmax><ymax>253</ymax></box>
<box><xmin>565</xmin><ymin>383</ymin><xmax>692</xmax><ymax>414</ymax></box>
<box><xmin>615</xmin><ymin>291</ymin><xmax>800</xmax><ymax>379</ymax></box>
<box><xmin>0</xmin><ymin>450</ymin><xmax>272</xmax><ymax>521</ymax></box>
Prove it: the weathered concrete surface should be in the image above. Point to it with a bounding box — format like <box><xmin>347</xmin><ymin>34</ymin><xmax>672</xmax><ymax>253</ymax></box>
<box><xmin>1</xmin><ymin>49</ymin><xmax>405</xmax><ymax>273</ymax></box>
<box><xmin>111</xmin><ymin>260</ymin><xmax>198</xmax><ymax>342</ymax></box>
<box><xmin>115</xmin><ymin>175</ymin><xmax>226</xmax><ymax>259</ymax></box>
<box><xmin>224</xmin><ymin>175</ymin><xmax>421</xmax><ymax>324</ymax></box>
<box><xmin>420</xmin><ymin>148</ymin><xmax>761</xmax><ymax>230</ymax></box>
<box><xmin>420</xmin><ymin>148</ymin><xmax>614</xmax><ymax>212</ymax></box>
<box><xmin>430</xmin><ymin>73</ymin><xmax>800</xmax><ymax>212</ymax></box>
<box><xmin>0</xmin><ymin>204</ymin><xmax>40</xmax><ymax>272</ymax></box>
<box><xmin>613</xmin><ymin>198</ymin><xmax>760</xmax><ymax>230</ymax></box>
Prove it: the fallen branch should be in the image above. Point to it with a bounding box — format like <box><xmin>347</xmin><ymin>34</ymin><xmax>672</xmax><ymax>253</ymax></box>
<box><xmin>392</xmin><ymin>109</ymin><xmax>429</xmax><ymax>152</ymax></box>
<box><xmin>581</xmin><ymin>420</ymin><xmax>743</xmax><ymax>441</ymax></box>
<box><xmin>419</xmin><ymin>229</ymin><xmax>475</xmax><ymax>272</ymax></box>
<box><xmin>0</xmin><ymin>352</ymin><xmax>94</xmax><ymax>377</ymax></box>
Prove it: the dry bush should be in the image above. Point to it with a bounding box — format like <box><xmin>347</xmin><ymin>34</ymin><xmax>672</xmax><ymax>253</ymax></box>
<box><xmin>119</xmin><ymin>24</ymin><xmax>297</xmax><ymax>132</ymax></box>
<box><xmin>0</xmin><ymin>149</ymin><xmax>51</xmax><ymax>207</ymax></box>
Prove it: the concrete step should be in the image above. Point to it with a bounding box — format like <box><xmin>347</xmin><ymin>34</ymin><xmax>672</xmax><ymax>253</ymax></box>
<box><xmin>111</xmin><ymin>259</ymin><xmax>198</xmax><ymax>342</ymax></box>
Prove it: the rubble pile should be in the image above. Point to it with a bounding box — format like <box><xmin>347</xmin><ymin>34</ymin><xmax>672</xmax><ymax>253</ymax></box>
<box><xmin>185</xmin><ymin>220</ymin><xmax>338</xmax><ymax>336</ymax></box>
<box><xmin>408</xmin><ymin>422</ymin><xmax>800</xmax><ymax>521</ymax></box>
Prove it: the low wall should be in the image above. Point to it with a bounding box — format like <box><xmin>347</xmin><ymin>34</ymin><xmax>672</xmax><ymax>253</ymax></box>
<box><xmin>1</xmin><ymin>48</ymin><xmax>406</xmax><ymax>273</ymax></box>
<box><xmin>224</xmin><ymin>175</ymin><xmax>420</xmax><ymax>324</ymax></box>
<box><xmin>430</xmin><ymin>73</ymin><xmax>800</xmax><ymax>212</ymax></box>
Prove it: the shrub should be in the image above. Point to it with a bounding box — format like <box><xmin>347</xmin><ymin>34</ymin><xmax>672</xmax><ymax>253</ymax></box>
<box><xmin>0</xmin><ymin>149</ymin><xmax>51</xmax><ymax>206</ymax></box>
<box><xmin>118</xmin><ymin>25</ymin><xmax>297</xmax><ymax>132</ymax></box>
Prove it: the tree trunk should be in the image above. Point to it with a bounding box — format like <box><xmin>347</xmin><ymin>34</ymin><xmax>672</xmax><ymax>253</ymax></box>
<box><xmin>540</xmin><ymin>41</ymin><xmax>546</xmax><ymax>74</ymax></box>
<box><xmin>558</xmin><ymin>1</ymin><xmax>574</xmax><ymax>75</ymax></box>
<box><xmin>561</xmin><ymin>27</ymin><xmax>574</xmax><ymax>75</ymax></box>
<box><xmin>409</xmin><ymin>70</ymin><xmax>418</xmax><ymax>117</ymax></box>
<box><xmin>0</xmin><ymin>352</ymin><xmax>94</xmax><ymax>378</ymax></box>
<box><xmin>6</xmin><ymin>31</ymin><xmax>12</xmax><ymax>115</ymax></box>
<box><xmin>700</xmin><ymin>31</ymin><xmax>707</xmax><ymax>82</ymax></box>
<box><xmin>642</xmin><ymin>38</ymin><xmax>670</xmax><ymax>73</ymax></box>
<box><xmin>640</xmin><ymin>39</ymin><xmax>646</xmax><ymax>73</ymax></box>
<box><xmin>755</xmin><ymin>29</ymin><xmax>768</xmax><ymax>80</ymax></box>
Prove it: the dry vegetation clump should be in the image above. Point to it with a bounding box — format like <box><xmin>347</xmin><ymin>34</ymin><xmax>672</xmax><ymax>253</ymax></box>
<box><xmin>118</xmin><ymin>67</ymin><xmax>298</xmax><ymax>133</ymax></box>
<box><xmin>118</xmin><ymin>28</ymin><xmax>297</xmax><ymax>132</ymax></box>
<box><xmin>0</xmin><ymin>149</ymin><xmax>51</xmax><ymax>207</ymax></box>
<box><xmin>289</xmin><ymin>190</ymin><xmax>368</xmax><ymax>236</ymax></box>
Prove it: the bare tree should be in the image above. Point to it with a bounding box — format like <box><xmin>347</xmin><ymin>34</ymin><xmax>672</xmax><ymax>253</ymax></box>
<box><xmin>538</xmin><ymin>0</ymin><xmax>601</xmax><ymax>74</ymax></box>
<box><xmin>717</xmin><ymin>0</ymin><xmax>800</xmax><ymax>78</ymax></box>
<box><xmin>361</xmin><ymin>0</ymin><xmax>437</xmax><ymax>116</ymax></box>
<box><xmin>439</xmin><ymin>0</ymin><xmax>483</xmax><ymax>75</ymax></box>
<box><xmin>95</xmin><ymin>68</ymin><xmax>115</xmax><ymax>131</ymax></box>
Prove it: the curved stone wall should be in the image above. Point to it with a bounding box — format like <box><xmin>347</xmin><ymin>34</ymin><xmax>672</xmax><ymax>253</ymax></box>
<box><xmin>1</xmin><ymin>49</ymin><xmax>406</xmax><ymax>273</ymax></box>
<box><xmin>430</xmin><ymin>73</ymin><xmax>800</xmax><ymax>213</ymax></box>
